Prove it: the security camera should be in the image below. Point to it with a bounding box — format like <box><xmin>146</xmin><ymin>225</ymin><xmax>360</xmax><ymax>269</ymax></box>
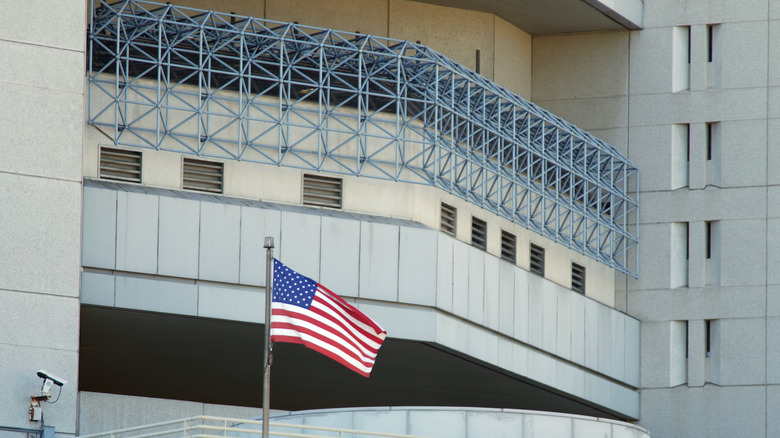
<box><xmin>37</xmin><ymin>370</ymin><xmax>67</xmax><ymax>395</ymax></box>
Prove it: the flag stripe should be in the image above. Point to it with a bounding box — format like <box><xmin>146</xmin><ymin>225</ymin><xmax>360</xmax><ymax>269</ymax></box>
<box><xmin>271</xmin><ymin>305</ymin><xmax>378</xmax><ymax>361</ymax></box>
<box><xmin>270</xmin><ymin>321</ymin><xmax>376</xmax><ymax>369</ymax></box>
<box><xmin>270</xmin><ymin>330</ymin><xmax>374</xmax><ymax>377</ymax></box>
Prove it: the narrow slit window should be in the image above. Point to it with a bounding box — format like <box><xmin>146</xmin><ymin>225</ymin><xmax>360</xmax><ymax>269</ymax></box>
<box><xmin>707</xmin><ymin>25</ymin><xmax>714</xmax><ymax>62</ymax></box>
<box><xmin>530</xmin><ymin>244</ymin><xmax>545</xmax><ymax>276</ymax></box>
<box><xmin>686</xmin><ymin>125</ymin><xmax>691</xmax><ymax>162</ymax></box>
<box><xmin>471</xmin><ymin>217</ymin><xmax>487</xmax><ymax>250</ymax></box>
<box><xmin>686</xmin><ymin>222</ymin><xmax>690</xmax><ymax>260</ymax></box>
<box><xmin>475</xmin><ymin>49</ymin><xmax>481</xmax><ymax>74</ymax></box>
<box><xmin>706</xmin><ymin>221</ymin><xmax>712</xmax><ymax>259</ymax></box>
<box><xmin>440</xmin><ymin>203</ymin><xmax>457</xmax><ymax>237</ymax></box>
<box><xmin>687</xmin><ymin>27</ymin><xmax>691</xmax><ymax>64</ymax></box>
<box><xmin>706</xmin><ymin>319</ymin><xmax>712</xmax><ymax>357</ymax></box>
<box><xmin>706</xmin><ymin>123</ymin><xmax>713</xmax><ymax>160</ymax></box>
<box><xmin>302</xmin><ymin>174</ymin><xmax>342</xmax><ymax>209</ymax></box>
<box><xmin>500</xmin><ymin>230</ymin><xmax>516</xmax><ymax>263</ymax></box>
<box><xmin>572</xmin><ymin>263</ymin><xmax>586</xmax><ymax>294</ymax></box>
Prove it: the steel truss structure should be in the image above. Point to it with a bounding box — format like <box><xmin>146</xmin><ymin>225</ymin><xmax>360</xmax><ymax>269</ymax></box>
<box><xmin>87</xmin><ymin>0</ymin><xmax>639</xmax><ymax>276</ymax></box>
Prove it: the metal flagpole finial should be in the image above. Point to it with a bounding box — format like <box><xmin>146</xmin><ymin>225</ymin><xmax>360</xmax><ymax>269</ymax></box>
<box><xmin>263</xmin><ymin>237</ymin><xmax>274</xmax><ymax>249</ymax></box>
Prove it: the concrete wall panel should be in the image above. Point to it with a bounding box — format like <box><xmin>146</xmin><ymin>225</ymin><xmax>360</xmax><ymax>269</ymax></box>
<box><xmin>467</xmin><ymin>246</ymin><xmax>485</xmax><ymax>324</ymax></box>
<box><xmin>719</xmin><ymin>219</ymin><xmax>766</xmax><ymax>287</ymax></box>
<box><xmin>514</xmin><ymin>268</ymin><xmax>530</xmax><ymax>343</ymax></box>
<box><xmin>116</xmin><ymin>191</ymin><xmax>159</xmax><ymax>274</ymax></box>
<box><xmin>436</xmin><ymin>235</ymin><xmax>454</xmax><ymax>312</ymax></box>
<box><xmin>498</xmin><ymin>262</ymin><xmax>515</xmax><ymax>336</ymax></box>
<box><xmin>158</xmin><ymin>196</ymin><xmax>200</xmax><ymax>278</ymax></box>
<box><xmin>82</xmin><ymin>185</ymin><xmax>117</xmax><ymax>271</ymax></box>
<box><xmin>320</xmin><ymin>216</ymin><xmax>360</xmax><ymax>297</ymax></box>
<box><xmin>199</xmin><ymin>202</ymin><xmax>241</xmax><ymax>283</ymax></box>
<box><xmin>527</xmin><ymin>274</ymin><xmax>544</xmax><ymax>348</ymax></box>
<box><xmin>483</xmin><ymin>256</ymin><xmax>500</xmax><ymax>330</ymax></box>
<box><xmin>0</xmin><ymin>0</ymin><xmax>84</xmax><ymax>50</ymax></box>
<box><xmin>0</xmin><ymin>289</ymin><xmax>80</xmax><ymax>351</ymax></box>
<box><xmin>0</xmin><ymin>66</ymin><xmax>83</xmax><ymax>181</ymax></box>
<box><xmin>359</xmin><ymin>222</ymin><xmax>399</xmax><ymax>301</ymax></box>
<box><xmin>115</xmin><ymin>275</ymin><xmax>198</xmax><ymax>316</ymax></box>
<box><xmin>408</xmin><ymin>410</ymin><xmax>467</xmax><ymax>438</ymax></box>
<box><xmin>280</xmin><ymin>211</ymin><xmax>321</xmax><ymax>280</ymax></box>
<box><xmin>452</xmin><ymin>240</ymin><xmax>470</xmax><ymax>318</ymax></box>
<box><xmin>81</xmin><ymin>270</ymin><xmax>116</xmax><ymax>307</ymax></box>
<box><xmin>570</xmin><ymin>293</ymin><xmax>586</xmax><ymax>364</ymax></box>
<box><xmin>198</xmin><ymin>283</ymin><xmax>265</xmax><ymax>324</ymax></box>
<box><xmin>524</xmin><ymin>411</ymin><xmax>572</xmax><ymax>438</ymax></box>
<box><xmin>399</xmin><ymin>227</ymin><xmax>437</xmax><ymax>306</ymax></box>
<box><xmin>718</xmin><ymin>317</ymin><xmax>766</xmax><ymax>385</ymax></box>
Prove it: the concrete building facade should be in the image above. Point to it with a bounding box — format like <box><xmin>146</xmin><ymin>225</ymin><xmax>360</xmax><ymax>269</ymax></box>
<box><xmin>0</xmin><ymin>0</ymin><xmax>776</xmax><ymax>437</ymax></box>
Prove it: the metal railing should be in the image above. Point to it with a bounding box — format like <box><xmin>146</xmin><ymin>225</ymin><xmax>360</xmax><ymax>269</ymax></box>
<box><xmin>0</xmin><ymin>426</ymin><xmax>42</xmax><ymax>438</ymax></box>
<box><xmin>87</xmin><ymin>0</ymin><xmax>639</xmax><ymax>276</ymax></box>
<box><xmin>77</xmin><ymin>416</ymin><xmax>427</xmax><ymax>438</ymax></box>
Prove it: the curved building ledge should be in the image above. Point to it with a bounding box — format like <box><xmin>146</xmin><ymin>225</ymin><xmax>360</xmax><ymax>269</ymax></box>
<box><xmin>80</xmin><ymin>179</ymin><xmax>639</xmax><ymax>419</ymax></box>
<box><xmin>267</xmin><ymin>406</ymin><xmax>650</xmax><ymax>438</ymax></box>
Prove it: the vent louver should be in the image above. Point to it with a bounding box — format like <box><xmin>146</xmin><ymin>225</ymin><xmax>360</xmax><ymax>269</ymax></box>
<box><xmin>572</xmin><ymin>263</ymin><xmax>586</xmax><ymax>294</ymax></box>
<box><xmin>501</xmin><ymin>230</ymin><xmax>516</xmax><ymax>263</ymax></box>
<box><xmin>302</xmin><ymin>174</ymin><xmax>342</xmax><ymax>208</ymax></box>
<box><xmin>99</xmin><ymin>147</ymin><xmax>142</xmax><ymax>183</ymax></box>
<box><xmin>530</xmin><ymin>244</ymin><xmax>545</xmax><ymax>276</ymax></box>
<box><xmin>183</xmin><ymin>158</ymin><xmax>223</xmax><ymax>193</ymax></box>
<box><xmin>440</xmin><ymin>203</ymin><xmax>457</xmax><ymax>237</ymax></box>
<box><xmin>471</xmin><ymin>217</ymin><xmax>487</xmax><ymax>250</ymax></box>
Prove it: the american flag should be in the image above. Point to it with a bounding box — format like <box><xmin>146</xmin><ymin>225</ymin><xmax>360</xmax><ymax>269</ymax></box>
<box><xmin>270</xmin><ymin>259</ymin><xmax>387</xmax><ymax>377</ymax></box>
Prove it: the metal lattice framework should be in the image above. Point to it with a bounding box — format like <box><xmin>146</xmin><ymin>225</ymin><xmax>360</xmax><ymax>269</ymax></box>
<box><xmin>87</xmin><ymin>0</ymin><xmax>639</xmax><ymax>276</ymax></box>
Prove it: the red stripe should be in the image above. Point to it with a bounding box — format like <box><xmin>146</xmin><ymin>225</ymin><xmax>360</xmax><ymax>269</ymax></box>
<box><xmin>271</xmin><ymin>308</ymin><xmax>378</xmax><ymax>364</ymax></box>
<box><xmin>316</xmin><ymin>284</ymin><xmax>385</xmax><ymax>334</ymax></box>
<box><xmin>270</xmin><ymin>321</ymin><xmax>376</xmax><ymax>368</ymax></box>
<box><xmin>270</xmin><ymin>334</ymin><xmax>371</xmax><ymax>378</ymax></box>
<box><xmin>309</xmin><ymin>297</ymin><xmax>383</xmax><ymax>351</ymax></box>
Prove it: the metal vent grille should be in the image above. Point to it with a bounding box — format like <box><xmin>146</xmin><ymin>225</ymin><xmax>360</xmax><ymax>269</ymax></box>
<box><xmin>440</xmin><ymin>203</ymin><xmax>457</xmax><ymax>236</ymax></box>
<box><xmin>572</xmin><ymin>263</ymin><xmax>586</xmax><ymax>294</ymax></box>
<box><xmin>99</xmin><ymin>147</ymin><xmax>142</xmax><ymax>183</ymax></box>
<box><xmin>471</xmin><ymin>217</ymin><xmax>487</xmax><ymax>250</ymax></box>
<box><xmin>501</xmin><ymin>230</ymin><xmax>516</xmax><ymax>263</ymax></box>
<box><xmin>183</xmin><ymin>158</ymin><xmax>223</xmax><ymax>193</ymax></box>
<box><xmin>302</xmin><ymin>174</ymin><xmax>342</xmax><ymax>208</ymax></box>
<box><xmin>530</xmin><ymin>244</ymin><xmax>545</xmax><ymax>276</ymax></box>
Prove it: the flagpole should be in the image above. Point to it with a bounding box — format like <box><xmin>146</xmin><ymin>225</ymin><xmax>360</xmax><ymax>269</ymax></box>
<box><xmin>262</xmin><ymin>236</ymin><xmax>274</xmax><ymax>438</ymax></box>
